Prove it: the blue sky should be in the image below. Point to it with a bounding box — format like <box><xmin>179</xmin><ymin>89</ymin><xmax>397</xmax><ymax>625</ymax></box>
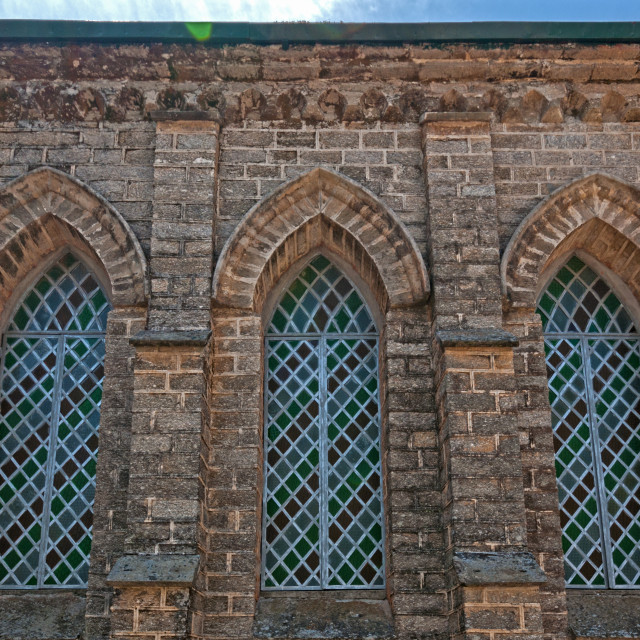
<box><xmin>1</xmin><ymin>0</ymin><xmax>639</xmax><ymax>22</ymax></box>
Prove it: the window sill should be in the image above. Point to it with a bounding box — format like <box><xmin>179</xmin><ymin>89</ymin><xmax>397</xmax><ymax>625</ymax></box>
<box><xmin>253</xmin><ymin>591</ymin><xmax>394</xmax><ymax>639</ymax></box>
<box><xmin>567</xmin><ymin>589</ymin><xmax>640</xmax><ymax>639</ymax></box>
<box><xmin>0</xmin><ymin>590</ymin><xmax>86</xmax><ymax>640</ymax></box>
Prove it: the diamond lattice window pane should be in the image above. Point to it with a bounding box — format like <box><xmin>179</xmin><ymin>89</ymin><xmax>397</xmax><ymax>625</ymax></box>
<box><xmin>0</xmin><ymin>337</ymin><xmax>58</xmax><ymax>587</ymax></box>
<box><xmin>0</xmin><ymin>254</ymin><xmax>110</xmax><ymax>589</ymax></box>
<box><xmin>267</xmin><ymin>255</ymin><xmax>376</xmax><ymax>335</ymax></box>
<box><xmin>538</xmin><ymin>255</ymin><xmax>635</xmax><ymax>334</ymax></box>
<box><xmin>326</xmin><ymin>338</ymin><xmax>384</xmax><ymax>588</ymax></box>
<box><xmin>544</xmin><ymin>337</ymin><xmax>606</xmax><ymax>586</ymax></box>
<box><xmin>263</xmin><ymin>339</ymin><xmax>322</xmax><ymax>589</ymax></box>
<box><xmin>589</xmin><ymin>338</ymin><xmax>640</xmax><ymax>587</ymax></box>
<box><xmin>538</xmin><ymin>254</ymin><xmax>640</xmax><ymax>589</ymax></box>
<box><xmin>41</xmin><ymin>337</ymin><xmax>105</xmax><ymax>586</ymax></box>
<box><xmin>262</xmin><ymin>257</ymin><xmax>384</xmax><ymax>590</ymax></box>
<box><xmin>9</xmin><ymin>254</ymin><xmax>110</xmax><ymax>334</ymax></box>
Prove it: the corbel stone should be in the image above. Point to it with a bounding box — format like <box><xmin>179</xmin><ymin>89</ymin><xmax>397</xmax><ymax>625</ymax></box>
<box><xmin>107</xmin><ymin>554</ymin><xmax>199</xmax><ymax>640</ymax></box>
<box><xmin>106</xmin><ymin>553</ymin><xmax>200</xmax><ymax>587</ymax></box>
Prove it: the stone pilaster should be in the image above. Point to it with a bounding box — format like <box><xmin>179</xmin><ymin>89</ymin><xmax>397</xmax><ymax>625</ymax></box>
<box><xmin>435</xmin><ymin>330</ymin><xmax>527</xmax><ymax>552</ymax></box>
<box><xmin>148</xmin><ymin>112</ymin><xmax>219</xmax><ymax>331</ymax></box>
<box><xmin>385</xmin><ymin>307</ymin><xmax>448</xmax><ymax>638</ymax></box>
<box><xmin>191</xmin><ymin>309</ymin><xmax>263</xmax><ymax>640</ymax></box>
<box><xmin>420</xmin><ymin>112</ymin><xmax>501</xmax><ymax>331</ymax></box>
<box><xmin>421</xmin><ymin>113</ymin><xmax>546</xmax><ymax>640</ymax></box>
<box><xmin>107</xmin><ymin>330</ymin><xmax>210</xmax><ymax>640</ymax></box>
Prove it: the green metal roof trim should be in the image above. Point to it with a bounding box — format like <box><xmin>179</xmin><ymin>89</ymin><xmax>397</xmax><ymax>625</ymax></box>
<box><xmin>0</xmin><ymin>20</ymin><xmax>639</xmax><ymax>45</ymax></box>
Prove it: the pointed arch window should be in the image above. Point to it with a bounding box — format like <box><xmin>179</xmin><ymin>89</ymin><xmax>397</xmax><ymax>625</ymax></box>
<box><xmin>538</xmin><ymin>255</ymin><xmax>640</xmax><ymax>588</ymax></box>
<box><xmin>262</xmin><ymin>255</ymin><xmax>385</xmax><ymax>590</ymax></box>
<box><xmin>0</xmin><ymin>253</ymin><xmax>111</xmax><ymax>588</ymax></box>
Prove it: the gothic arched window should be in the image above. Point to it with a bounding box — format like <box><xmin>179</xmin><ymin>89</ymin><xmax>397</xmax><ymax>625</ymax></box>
<box><xmin>538</xmin><ymin>255</ymin><xmax>640</xmax><ymax>588</ymax></box>
<box><xmin>262</xmin><ymin>255</ymin><xmax>384</xmax><ymax>590</ymax></box>
<box><xmin>0</xmin><ymin>253</ymin><xmax>111</xmax><ymax>588</ymax></box>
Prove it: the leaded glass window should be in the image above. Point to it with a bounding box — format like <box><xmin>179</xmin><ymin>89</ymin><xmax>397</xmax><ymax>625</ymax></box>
<box><xmin>538</xmin><ymin>255</ymin><xmax>640</xmax><ymax>588</ymax></box>
<box><xmin>262</xmin><ymin>255</ymin><xmax>385</xmax><ymax>590</ymax></box>
<box><xmin>0</xmin><ymin>253</ymin><xmax>111</xmax><ymax>588</ymax></box>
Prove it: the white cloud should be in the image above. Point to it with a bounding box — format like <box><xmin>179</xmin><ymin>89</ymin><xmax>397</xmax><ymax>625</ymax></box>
<box><xmin>1</xmin><ymin>0</ymin><xmax>637</xmax><ymax>26</ymax></box>
<box><xmin>0</xmin><ymin>0</ymin><xmax>338</xmax><ymax>22</ymax></box>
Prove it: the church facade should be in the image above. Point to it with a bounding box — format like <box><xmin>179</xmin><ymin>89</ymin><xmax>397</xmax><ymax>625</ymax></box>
<box><xmin>0</xmin><ymin>22</ymin><xmax>639</xmax><ymax>640</ymax></box>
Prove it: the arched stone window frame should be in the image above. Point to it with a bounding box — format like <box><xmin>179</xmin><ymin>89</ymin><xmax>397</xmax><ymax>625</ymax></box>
<box><xmin>502</xmin><ymin>172</ymin><xmax>640</xmax><ymax>311</ymax></box>
<box><xmin>200</xmin><ymin>168</ymin><xmax>431</xmax><ymax>634</ymax></box>
<box><xmin>501</xmin><ymin>173</ymin><xmax>640</xmax><ymax>604</ymax></box>
<box><xmin>0</xmin><ymin>167</ymin><xmax>147</xmax><ymax>632</ymax></box>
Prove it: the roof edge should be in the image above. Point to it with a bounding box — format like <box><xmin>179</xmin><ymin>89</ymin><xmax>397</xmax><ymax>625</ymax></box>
<box><xmin>0</xmin><ymin>21</ymin><xmax>639</xmax><ymax>45</ymax></box>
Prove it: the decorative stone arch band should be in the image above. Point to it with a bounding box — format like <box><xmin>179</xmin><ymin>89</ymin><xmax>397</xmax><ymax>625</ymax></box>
<box><xmin>501</xmin><ymin>172</ymin><xmax>640</xmax><ymax>309</ymax></box>
<box><xmin>0</xmin><ymin>166</ymin><xmax>148</xmax><ymax>310</ymax></box>
<box><xmin>212</xmin><ymin>167</ymin><xmax>429</xmax><ymax>313</ymax></box>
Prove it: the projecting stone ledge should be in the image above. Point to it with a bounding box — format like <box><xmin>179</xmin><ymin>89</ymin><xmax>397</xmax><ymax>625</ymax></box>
<box><xmin>106</xmin><ymin>554</ymin><xmax>200</xmax><ymax>587</ymax></box>
<box><xmin>420</xmin><ymin>111</ymin><xmax>492</xmax><ymax>124</ymax></box>
<box><xmin>454</xmin><ymin>551</ymin><xmax>546</xmax><ymax>586</ymax></box>
<box><xmin>436</xmin><ymin>328</ymin><xmax>519</xmax><ymax>349</ymax></box>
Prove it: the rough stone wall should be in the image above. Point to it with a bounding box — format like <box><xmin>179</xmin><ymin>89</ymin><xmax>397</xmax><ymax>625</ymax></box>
<box><xmin>0</xmin><ymin>37</ymin><xmax>639</xmax><ymax>640</ymax></box>
<box><xmin>493</xmin><ymin>124</ymin><xmax>640</xmax><ymax>249</ymax></box>
<box><xmin>216</xmin><ymin>125</ymin><xmax>426</xmax><ymax>255</ymax></box>
<box><xmin>0</xmin><ymin>122</ymin><xmax>156</xmax><ymax>255</ymax></box>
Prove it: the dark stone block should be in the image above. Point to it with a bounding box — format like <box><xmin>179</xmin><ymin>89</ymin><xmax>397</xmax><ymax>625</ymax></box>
<box><xmin>437</xmin><ymin>328</ymin><xmax>519</xmax><ymax>348</ymax></box>
<box><xmin>0</xmin><ymin>591</ymin><xmax>86</xmax><ymax>640</ymax></box>
<box><xmin>421</xmin><ymin>111</ymin><xmax>492</xmax><ymax>124</ymax></box>
<box><xmin>149</xmin><ymin>110</ymin><xmax>221</xmax><ymax>122</ymax></box>
<box><xmin>130</xmin><ymin>329</ymin><xmax>211</xmax><ymax>347</ymax></box>
<box><xmin>567</xmin><ymin>590</ymin><xmax>640</xmax><ymax>639</ymax></box>
<box><xmin>454</xmin><ymin>551</ymin><xmax>546</xmax><ymax>586</ymax></box>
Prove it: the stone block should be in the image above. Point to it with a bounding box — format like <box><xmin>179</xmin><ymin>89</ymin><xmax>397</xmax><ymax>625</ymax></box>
<box><xmin>106</xmin><ymin>554</ymin><xmax>199</xmax><ymax>587</ymax></box>
<box><xmin>253</xmin><ymin>594</ymin><xmax>394</xmax><ymax>639</ymax></box>
<box><xmin>0</xmin><ymin>592</ymin><xmax>86</xmax><ymax>640</ymax></box>
<box><xmin>454</xmin><ymin>552</ymin><xmax>546</xmax><ymax>586</ymax></box>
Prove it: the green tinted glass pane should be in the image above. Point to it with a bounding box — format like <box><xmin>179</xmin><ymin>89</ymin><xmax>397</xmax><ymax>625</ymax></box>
<box><xmin>543</xmin><ymin>337</ymin><xmax>606</xmax><ymax>586</ymax></box>
<box><xmin>589</xmin><ymin>338</ymin><xmax>640</xmax><ymax>586</ymax></box>
<box><xmin>267</xmin><ymin>257</ymin><xmax>375</xmax><ymax>335</ymax></box>
<box><xmin>537</xmin><ymin>255</ymin><xmax>635</xmax><ymax>334</ymax></box>
<box><xmin>541</xmin><ymin>256</ymin><xmax>640</xmax><ymax>588</ymax></box>
<box><xmin>0</xmin><ymin>336</ymin><xmax>57</xmax><ymax>587</ymax></box>
<box><xmin>325</xmin><ymin>338</ymin><xmax>384</xmax><ymax>588</ymax></box>
<box><xmin>41</xmin><ymin>338</ymin><xmax>104</xmax><ymax>587</ymax></box>
<box><xmin>263</xmin><ymin>338</ymin><xmax>321</xmax><ymax>588</ymax></box>
<box><xmin>7</xmin><ymin>254</ymin><xmax>111</xmax><ymax>333</ymax></box>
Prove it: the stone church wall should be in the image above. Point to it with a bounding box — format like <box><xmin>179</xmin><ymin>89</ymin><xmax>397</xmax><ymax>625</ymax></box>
<box><xmin>0</xmin><ymin>31</ymin><xmax>639</xmax><ymax>640</ymax></box>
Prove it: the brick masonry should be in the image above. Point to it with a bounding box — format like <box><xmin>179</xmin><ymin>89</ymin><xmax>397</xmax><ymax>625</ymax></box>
<box><xmin>0</xmin><ymin>34</ymin><xmax>639</xmax><ymax>640</ymax></box>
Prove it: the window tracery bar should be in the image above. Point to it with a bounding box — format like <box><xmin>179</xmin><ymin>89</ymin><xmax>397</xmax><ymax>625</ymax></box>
<box><xmin>0</xmin><ymin>254</ymin><xmax>110</xmax><ymax>588</ymax></box>
<box><xmin>538</xmin><ymin>255</ymin><xmax>640</xmax><ymax>588</ymax></box>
